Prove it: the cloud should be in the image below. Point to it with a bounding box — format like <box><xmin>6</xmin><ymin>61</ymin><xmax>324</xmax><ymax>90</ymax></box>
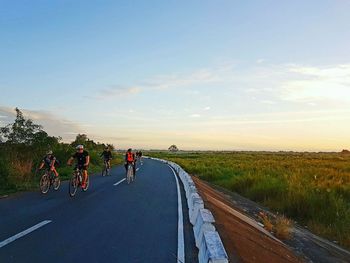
<box><xmin>91</xmin><ymin>85</ymin><xmax>141</xmax><ymax>100</ymax></box>
<box><xmin>189</xmin><ymin>114</ymin><xmax>201</xmax><ymax>118</ymax></box>
<box><xmin>280</xmin><ymin>64</ymin><xmax>350</xmax><ymax>103</ymax></box>
<box><xmin>260</xmin><ymin>100</ymin><xmax>276</xmax><ymax>105</ymax></box>
<box><xmin>139</xmin><ymin>64</ymin><xmax>236</xmax><ymax>90</ymax></box>
<box><xmin>99</xmin><ymin>86</ymin><xmax>141</xmax><ymax>99</ymax></box>
<box><xmin>204</xmin><ymin>106</ymin><xmax>211</xmax><ymax>111</ymax></box>
<box><xmin>0</xmin><ymin>106</ymin><xmax>83</xmax><ymax>142</ymax></box>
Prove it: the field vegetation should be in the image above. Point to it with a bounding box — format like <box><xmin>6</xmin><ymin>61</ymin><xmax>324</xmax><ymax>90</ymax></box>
<box><xmin>149</xmin><ymin>151</ymin><xmax>350</xmax><ymax>249</ymax></box>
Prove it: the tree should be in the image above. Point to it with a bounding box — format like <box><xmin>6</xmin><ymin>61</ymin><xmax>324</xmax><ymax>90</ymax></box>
<box><xmin>168</xmin><ymin>145</ymin><xmax>179</xmax><ymax>152</ymax></box>
<box><xmin>71</xmin><ymin>134</ymin><xmax>101</xmax><ymax>150</ymax></box>
<box><xmin>0</xmin><ymin>108</ymin><xmax>44</xmax><ymax>144</ymax></box>
<box><xmin>71</xmin><ymin>134</ymin><xmax>88</xmax><ymax>146</ymax></box>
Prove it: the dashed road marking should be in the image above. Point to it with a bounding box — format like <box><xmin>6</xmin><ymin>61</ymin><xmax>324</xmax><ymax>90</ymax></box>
<box><xmin>0</xmin><ymin>220</ymin><xmax>52</xmax><ymax>249</ymax></box>
<box><xmin>113</xmin><ymin>178</ymin><xmax>126</xmax><ymax>186</ymax></box>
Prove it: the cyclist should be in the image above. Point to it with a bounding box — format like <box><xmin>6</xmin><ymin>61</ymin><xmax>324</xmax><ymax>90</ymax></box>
<box><xmin>67</xmin><ymin>145</ymin><xmax>90</xmax><ymax>189</ymax></box>
<box><xmin>39</xmin><ymin>150</ymin><xmax>59</xmax><ymax>177</ymax></box>
<box><xmin>124</xmin><ymin>148</ymin><xmax>136</xmax><ymax>176</ymax></box>
<box><xmin>100</xmin><ymin>146</ymin><xmax>112</xmax><ymax>170</ymax></box>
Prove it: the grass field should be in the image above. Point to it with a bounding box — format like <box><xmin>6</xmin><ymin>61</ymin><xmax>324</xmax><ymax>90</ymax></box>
<box><xmin>148</xmin><ymin>151</ymin><xmax>350</xmax><ymax>249</ymax></box>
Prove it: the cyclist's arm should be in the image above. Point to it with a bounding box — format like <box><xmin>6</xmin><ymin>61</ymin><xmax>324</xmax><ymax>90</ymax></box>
<box><xmin>67</xmin><ymin>157</ymin><xmax>74</xmax><ymax>166</ymax></box>
<box><xmin>38</xmin><ymin>161</ymin><xmax>45</xmax><ymax>170</ymax></box>
<box><xmin>85</xmin><ymin>155</ymin><xmax>90</xmax><ymax>166</ymax></box>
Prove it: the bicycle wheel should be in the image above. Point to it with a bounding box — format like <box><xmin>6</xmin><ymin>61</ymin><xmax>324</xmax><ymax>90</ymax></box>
<box><xmin>101</xmin><ymin>166</ymin><xmax>106</xmax><ymax>176</ymax></box>
<box><xmin>69</xmin><ymin>175</ymin><xmax>78</xmax><ymax>197</ymax></box>
<box><xmin>40</xmin><ymin>173</ymin><xmax>50</xmax><ymax>194</ymax></box>
<box><xmin>53</xmin><ymin>176</ymin><xmax>61</xmax><ymax>191</ymax></box>
<box><xmin>82</xmin><ymin>175</ymin><xmax>89</xmax><ymax>192</ymax></box>
<box><xmin>127</xmin><ymin>168</ymin><xmax>132</xmax><ymax>184</ymax></box>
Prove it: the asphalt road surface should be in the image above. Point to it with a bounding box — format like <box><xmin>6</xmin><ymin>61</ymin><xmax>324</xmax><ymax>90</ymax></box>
<box><xmin>0</xmin><ymin>158</ymin><xmax>198</xmax><ymax>263</ymax></box>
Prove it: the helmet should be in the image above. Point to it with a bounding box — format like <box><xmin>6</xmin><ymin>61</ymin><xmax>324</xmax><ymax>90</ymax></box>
<box><xmin>76</xmin><ymin>145</ymin><xmax>84</xmax><ymax>150</ymax></box>
<box><xmin>47</xmin><ymin>150</ymin><xmax>53</xmax><ymax>155</ymax></box>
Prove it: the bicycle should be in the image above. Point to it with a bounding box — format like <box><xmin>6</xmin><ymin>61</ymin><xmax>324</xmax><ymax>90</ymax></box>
<box><xmin>126</xmin><ymin>163</ymin><xmax>134</xmax><ymax>184</ymax></box>
<box><xmin>69</xmin><ymin>167</ymin><xmax>90</xmax><ymax>197</ymax></box>
<box><xmin>39</xmin><ymin>168</ymin><xmax>61</xmax><ymax>194</ymax></box>
<box><xmin>101</xmin><ymin>159</ymin><xmax>111</xmax><ymax>176</ymax></box>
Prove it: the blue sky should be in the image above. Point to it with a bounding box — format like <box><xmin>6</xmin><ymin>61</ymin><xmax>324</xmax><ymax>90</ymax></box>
<box><xmin>1</xmin><ymin>1</ymin><xmax>350</xmax><ymax>150</ymax></box>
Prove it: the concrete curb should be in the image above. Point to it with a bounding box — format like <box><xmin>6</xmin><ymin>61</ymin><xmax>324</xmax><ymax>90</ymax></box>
<box><xmin>147</xmin><ymin>157</ymin><xmax>229</xmax><ymax>263</ymax></box>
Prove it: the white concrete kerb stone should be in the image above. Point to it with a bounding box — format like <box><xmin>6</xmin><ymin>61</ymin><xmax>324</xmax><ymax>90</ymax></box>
<box><xmin>203</xmin><ymin>231</ymin><xmax>228</xmax><ymax>263</ymax></box>
<box><xmin>186</xmin><ymin>184</ymin><xmax>197</xmax><ymax>200</ymax></box>
<box><xmin>188</xmin><ymin>192</ymin><xmax>202</xmax><ymax>210</ymax></box>
<box><xmin>190</xmin><ymin>201</ymin><xmax>205</xmax><ymax>224</ymax></box>
<box><xmin>194</xmin><ymin>209</ymin><xmax>216</xmax><ymax>248</ymax></box>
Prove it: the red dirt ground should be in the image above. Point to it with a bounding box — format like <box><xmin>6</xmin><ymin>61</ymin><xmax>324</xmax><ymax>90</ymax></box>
<box><xmin>193</xmin><ymin>176</ymin><xmax>305</xmax><ymax>263</ymax></box>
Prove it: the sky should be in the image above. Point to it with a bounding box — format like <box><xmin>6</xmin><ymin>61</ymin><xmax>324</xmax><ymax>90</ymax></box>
<box><xmin>1</xmin><ymin>0</ymin><xmax>350</xmax><ymax>151</ymax></box>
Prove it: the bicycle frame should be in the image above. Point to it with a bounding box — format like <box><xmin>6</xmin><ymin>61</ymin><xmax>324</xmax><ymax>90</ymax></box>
<box><xmin>69</xmin><ymin>167</ymin><xmax>89</xmax><ymax>197</ymax></box>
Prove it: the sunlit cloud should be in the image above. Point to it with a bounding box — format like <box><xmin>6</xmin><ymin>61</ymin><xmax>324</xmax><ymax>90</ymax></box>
<box><xmin>281</xmin><ymin>64</ymin><xmax>350</xmax><ymax>103</ymax></box>
<box><xmin>97</xmin><ymin>86</ymin><xmax>142</xmax><ymax>99</ymax></box>
<box><xmin>260</xmin><ymin>100</ymin><xmax>276</xmax><ymax>105</ymax></box>
<box><xmin>141</xmin><ymin>65</ymin><xmax>233</xmax><ymax>90</ymax></box>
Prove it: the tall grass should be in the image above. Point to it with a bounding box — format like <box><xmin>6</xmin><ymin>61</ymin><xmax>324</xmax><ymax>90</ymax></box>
<box><xmin>149</xmin><ymin>151</ymin><xmax>350</xmax><ymax>249</ymax></box>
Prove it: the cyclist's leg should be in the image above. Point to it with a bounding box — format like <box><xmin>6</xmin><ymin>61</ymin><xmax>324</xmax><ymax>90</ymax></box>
<box><xmin>52</xmin><ymin>167</ymin><xmax>59</xmax><ymax>177</ymax></box>
<box><xmin>82</xmin><ymin>167</ymin><xmax>88</xmax><ymax>187</ymax></box>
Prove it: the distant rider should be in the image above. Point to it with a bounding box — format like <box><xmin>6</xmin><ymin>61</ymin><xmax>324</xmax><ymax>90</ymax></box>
<box><xmin>124</xmin><ymin>148</ymin><xmax>136</xmax><ymax>176</ymax></box>
<box><xmin>67</xmin><ymin>145</ymin><xmax>90</xmax><ymax>189</ymax></box>
<box><xmin>100</xmin><ymin>146</ymin><xmax>112</xmax><ymax>169</ymax></box>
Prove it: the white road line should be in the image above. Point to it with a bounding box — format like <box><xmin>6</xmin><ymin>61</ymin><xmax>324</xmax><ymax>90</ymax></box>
<box><xmin>0</xmin><ymin>220</ymin><xmax>52</xmax><ymax>249</ymax></box>
<box><xmin>113</xmin><ymin>178</ymin><xmax>126</xmax><ymax>186</ymax></box>
<box><xmin>168</xmin><ymin>165</ymin><xmax>185</xmax><ymax>263</ymax></box>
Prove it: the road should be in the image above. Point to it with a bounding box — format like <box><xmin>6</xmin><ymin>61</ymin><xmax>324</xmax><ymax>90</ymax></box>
<box><xmin>0</xmin><ymin>158</ymin><xmax>198</xmax><ymax>263</ymax></box>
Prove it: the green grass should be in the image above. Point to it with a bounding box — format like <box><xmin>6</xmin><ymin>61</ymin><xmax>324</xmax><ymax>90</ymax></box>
<box><xmin>148</xmin><ymin>151</ymin><xmax>350</xmax><ymax>249</ymax></box>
